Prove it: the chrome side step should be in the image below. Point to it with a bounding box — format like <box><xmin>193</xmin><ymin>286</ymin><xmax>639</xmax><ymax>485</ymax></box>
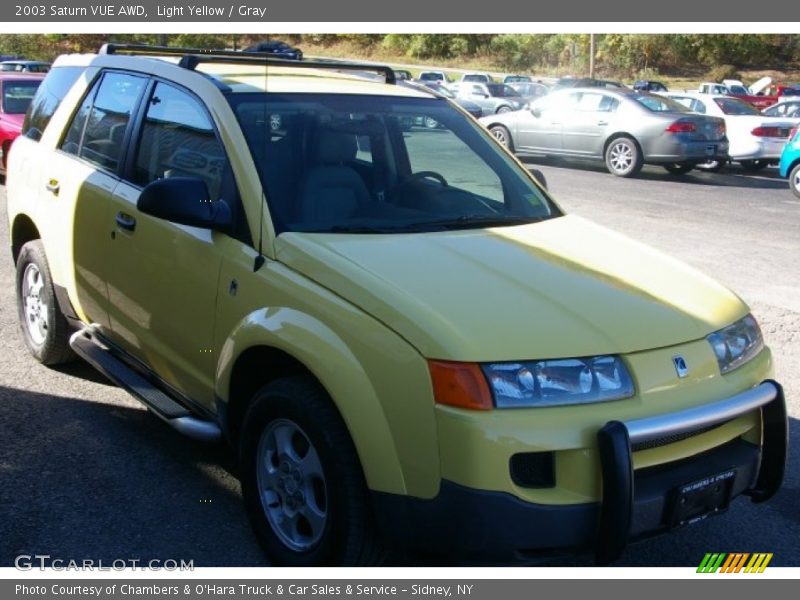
<box><xmin>69</xmin><ymin>328</ymin><xmax>221</xmax><ymax>442</ymax></box>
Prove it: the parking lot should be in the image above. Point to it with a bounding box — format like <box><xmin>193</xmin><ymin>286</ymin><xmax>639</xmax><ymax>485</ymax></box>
<box><xmin>1</xmin><ymin>160</ymin><xmax>798</xmax><ymax>566</ymax></box>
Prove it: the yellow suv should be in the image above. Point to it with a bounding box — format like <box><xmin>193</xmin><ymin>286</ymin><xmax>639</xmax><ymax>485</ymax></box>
<box><xmin>6</xmin><ymin>45</ymin><xmax>787</xmax><ymax>566</ymax></box>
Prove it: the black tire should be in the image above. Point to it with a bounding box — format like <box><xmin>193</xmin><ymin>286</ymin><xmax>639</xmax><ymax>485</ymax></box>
<box><xmin>240</xmin><ymin>376</ymin><xmax>384</xmax><ymax>566</ymax></box>
<box><xmin>489</xmin><ymin>125</ymin><xmax>514</xmax><ymax>152</ymax></box>
<box><xmin>663</xmin><ymin>162</ymin><xmax>694</xmax><ymax>175</ymax></box>
<box><xmin>496</xmin><ymin>105</ymin><xmax>512</xmax><ymax>114</ymax></box>
<box><xmin>15</xmin><ymin>240</ymin><xmax>74</xmax><ymax>365</ymax></box>
<box><xmin>739</xmin><ymin>159</ymin><xmax>769</xmax><ymax>172</ymax></box>
<box><xmin>697</xmin><ymin>159</ymin><xmax>726</xmax><ymax>172</ymax></box>
<box><xmin>790</xmin><ymin>163</ymin><xmax>800</xmax><ymax>199</ymax></box>
<box><xmin>604</xmin><ymin>136</ymin><xmax>643</xmax><ymax>177</ymax></box>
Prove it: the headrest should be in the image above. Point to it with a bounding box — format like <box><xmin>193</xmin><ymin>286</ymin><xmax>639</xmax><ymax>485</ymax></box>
<box><xmin>314</xmin><ymin>131</ymin><xmax>358</xmax><ymax>164</ymax></box>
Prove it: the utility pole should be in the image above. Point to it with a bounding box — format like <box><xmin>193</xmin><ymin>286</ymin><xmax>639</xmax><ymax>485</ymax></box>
<box><xmin>589</xmin><ymin>33</ymin><xmax>596</xmax><ymax>78</ymax></box>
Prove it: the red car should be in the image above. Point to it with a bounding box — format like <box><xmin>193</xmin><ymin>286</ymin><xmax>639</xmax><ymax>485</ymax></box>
<box><xmin>0</xmin><ymin>72</ymin><xmax>44</xmax><ymax>176</ymax></box>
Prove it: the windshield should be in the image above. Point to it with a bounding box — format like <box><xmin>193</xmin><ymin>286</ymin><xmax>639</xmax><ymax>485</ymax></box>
<box><xmin>486</xmin><ymin>84</ymin><xmax>521</xmax><ymax>98</ymax></box>
<box><xmin>714</xmin><ymin>97</ymin><xmax>759</xmax><ymax>115</ymax></box>
<box><xmin>634</xmin><ymin>94</ymin><xmax>690</xmax><ymax>113</ymax></box>
<box><xmin>2</xmin><ymin>80</ymin><xmax>40</xmax><ymax>114</ymax></box>
<box><xmin>431</xmin><ymin>85</ymin><xmax>455</xmax><ymax>99</ymax></box>
<box><xmin>227</xmin><ymin>93</ymin><xmax>558</xmax><ymax>234</ymax></box>
<box><xmin>728</xmin><ymin>85</ymin><xmax>749</xmax><ymax>95</ymax></box>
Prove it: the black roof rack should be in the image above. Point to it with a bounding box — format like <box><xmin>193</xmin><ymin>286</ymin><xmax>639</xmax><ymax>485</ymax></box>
<box><xmin>98</xmin><ymin>43</ymin><xmax>396</xmax><ymax>85</ymax></box>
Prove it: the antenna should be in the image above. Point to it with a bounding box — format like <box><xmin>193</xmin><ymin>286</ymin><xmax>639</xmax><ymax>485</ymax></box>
<box><xmin>253</xmin><ymin>52</ymin><xmax>267</xmax><ymax>273</ymax></box>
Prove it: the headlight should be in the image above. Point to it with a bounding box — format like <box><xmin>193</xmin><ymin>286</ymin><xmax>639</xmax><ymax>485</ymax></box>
<box><xmin>481</xmin><ymin>356</ymin><xmax>634</xmax><ymax>408</ymax></box>
<box><xmin>707</xmin><ymin>314</ymin><xmax>764</xmax><ymax>374</ymax></box>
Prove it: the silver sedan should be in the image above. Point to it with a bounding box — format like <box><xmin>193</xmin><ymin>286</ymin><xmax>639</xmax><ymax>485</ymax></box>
<box><xmin>480</xmin><ymin>88</ymin><xmax>729</xmax><ymax>177</ymax></box>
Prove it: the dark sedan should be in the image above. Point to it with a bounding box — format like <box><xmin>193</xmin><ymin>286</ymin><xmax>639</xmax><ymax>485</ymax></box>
<box><xmin>243</xmin><ymin>40</ymin><xmax>303</xmax><ymax>60</ymax></box>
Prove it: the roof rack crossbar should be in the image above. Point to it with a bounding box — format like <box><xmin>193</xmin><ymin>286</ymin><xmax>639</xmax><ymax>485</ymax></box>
<box><xmin>99</xmin><ymin>43</ymin><xmax>396</xmax><ymax>85</ymax></box>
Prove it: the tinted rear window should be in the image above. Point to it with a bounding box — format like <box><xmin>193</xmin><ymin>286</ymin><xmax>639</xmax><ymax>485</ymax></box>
<box><xmin>22</xmin><ymin>66</ymin><xmax>84</xmax><ymax>141</ymax></box>
<box><xmin>2</xmin><ymin>80</ymin><xmax>41</xmax><ymax>114</ymax></box>
<box><xmin>714</xmin><ymin>97</ymin><xmax>759</xmax><ymax>115</ymax></box>
<box><xmin>486</xmin><ymin>84</ymin><xmax>520</xmax><ymax>98</ymax></box>
<box><xmin>634</xmin><ymin>94</ymin><xmax>690</xmax><ymax>113</ymax></box>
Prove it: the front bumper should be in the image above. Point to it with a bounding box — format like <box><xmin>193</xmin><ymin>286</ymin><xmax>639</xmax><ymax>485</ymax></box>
<box><xmin>595</xmin><ymin>379</ymin><xmax>786</xmax><ymax>563</ymax></box>
<box><xmin>374</xmin><ymin>381</ymin><xmax>787</xmax><ymax>564</ymax></box>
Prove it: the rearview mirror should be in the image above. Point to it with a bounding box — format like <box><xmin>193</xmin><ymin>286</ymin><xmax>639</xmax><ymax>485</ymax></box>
<box><xmin>138</xmin><ymin>177</ymin><xmax>232</xmax><ymax>232</ymax></box>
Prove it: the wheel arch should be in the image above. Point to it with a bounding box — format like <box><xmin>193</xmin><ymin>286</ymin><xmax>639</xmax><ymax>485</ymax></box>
<box><xmin>603</xmin><ymin>132</ymin><xmax>642</xmax><ymax>157</ymax></box>
<box><xmin>216</xmin><ymin>307</ymin><xmax>417</xmax><ymax>497</ymax></box>
<box><xmin>11</xmin><ymin>213</ymin><xmax>41</xmax><ymax>264</ymax></box>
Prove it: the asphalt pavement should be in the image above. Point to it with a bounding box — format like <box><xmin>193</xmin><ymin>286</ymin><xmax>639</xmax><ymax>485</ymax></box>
<box><xmin>1</xmin><ymin>159</ymin><xmax>798</xmax><ymax>567</ymax></box>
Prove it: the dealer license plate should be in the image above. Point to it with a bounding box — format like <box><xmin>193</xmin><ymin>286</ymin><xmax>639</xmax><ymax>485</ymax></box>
<box><xmin>669</xmin><ymin>469</ymin><xmax>735</xmax><ymax>528</ymax></box>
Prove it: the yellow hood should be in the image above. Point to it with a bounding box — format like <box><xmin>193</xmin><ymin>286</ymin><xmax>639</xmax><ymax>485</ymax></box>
<box><xmin>276</xmin><ymin>215</ymin><xmax>748</xmax><ymax>361</ymax></box>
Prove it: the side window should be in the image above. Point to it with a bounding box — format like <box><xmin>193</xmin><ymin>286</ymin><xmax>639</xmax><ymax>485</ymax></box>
<box><xmin>670</xmin><ymin>96</ymin><xmax>693</xmax><ymax>111</ymax></box>
<box><xmin>22</xmin><ymin>66</ymin><xmax>83</xmax><ymax>141</ymax></box>
<box><xmin>690</xmin><ymin>100</ymin><xmax>707</xmax><ymax>114</ymax></box>
<box><xmin>61</xmin><ymin>71</ymin><xmax>146</xmax><ymax>172</ymax></box>
<box><xmin>471</xmin><ymin>85</ymin><xmax>483</xmax><ymax>95</ymax></box>
<box><xmin>132</xmin><ymin>82</ymin><xmax>227</xmax><ymax>201</ymax></box>
<box><xmin>575</xmin><ymin>92</ymin><xmax>612</xmax><ymax>112</ymax></box>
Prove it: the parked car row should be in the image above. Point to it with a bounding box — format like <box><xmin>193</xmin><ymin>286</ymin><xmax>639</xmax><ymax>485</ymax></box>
<box><xmin>389</xmin><ymin>66</ymin><xmax>800</xmax><ymax>195</ymax></box>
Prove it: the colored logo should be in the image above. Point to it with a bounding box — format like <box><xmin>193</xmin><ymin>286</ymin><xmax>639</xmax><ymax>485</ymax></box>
<box><xmin>672</xmin><ymin>355</ymin><xmax>689</xmax><ymax>378</ymax></box>
<box><xmin>697</xmin><ymin>553</ymin><xmax>773</xmax><ymax>573</ymax></box>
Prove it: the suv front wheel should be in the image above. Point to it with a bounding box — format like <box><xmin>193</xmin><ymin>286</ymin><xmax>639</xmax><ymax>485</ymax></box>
<box><xmin>15</xmin><ymin>240</ymin><xmax>74</xmax><ymax>365</ymax></box>
<box><xmin>240</xmin><ymin>377</ymin><xmax>383</xmax><ymax>566</ymax></box>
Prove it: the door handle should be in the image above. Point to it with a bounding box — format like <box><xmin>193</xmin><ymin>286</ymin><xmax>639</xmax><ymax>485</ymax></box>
<box><xmin>45</xmin><ymin>179</ymin><xmax>60</xmax><ymax>195</ymax></box>
<box><xmin>115</xmin><ymin>212</ymin><xmax>136</xmax><ymax>232</ymax></box>
<box><xmin>597</xmin><ymin>120</ymin><xmax>609</xmax><ymax>126</ymax></box>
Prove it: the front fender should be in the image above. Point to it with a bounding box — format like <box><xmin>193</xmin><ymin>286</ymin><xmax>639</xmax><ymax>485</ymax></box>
<box><xmin>215</xmin><ymin>306</ymin><xmax>439</xmax><ymax>498</ymax></box>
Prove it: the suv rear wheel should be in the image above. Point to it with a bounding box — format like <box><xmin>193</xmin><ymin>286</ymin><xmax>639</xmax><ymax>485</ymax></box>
<box><xmin>240</xmin><ymin>376</ymin><xmax>383</xmax><ymax>566</ymax></box>
<box><xmin>15</xmin><ymin>240</ymin><xmax>74</xmax><ymax>365</ymax></box>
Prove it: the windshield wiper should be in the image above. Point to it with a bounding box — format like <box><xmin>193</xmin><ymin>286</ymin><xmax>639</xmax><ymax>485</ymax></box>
<box><xmin>419</xmin><ymin>214</ymin><xmax>546</xmax><ymax>230</ymax></box>
<box><xmin>301</xmin><ymin>215</ymin><xmax>545</xmax><ymax>234</ymax></box>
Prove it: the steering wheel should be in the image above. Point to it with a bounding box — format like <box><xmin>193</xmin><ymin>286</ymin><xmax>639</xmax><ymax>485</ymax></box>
<box><xmin>406</xmin><ymin>171</ymin><xmax>448</xmax><ymax>187</ymax></box>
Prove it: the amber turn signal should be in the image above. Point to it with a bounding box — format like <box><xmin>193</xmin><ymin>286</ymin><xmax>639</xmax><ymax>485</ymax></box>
<box><xmin>428</xmin><ymin>360</ymin><xmax>493</xmax><ymax>410</ymax></box>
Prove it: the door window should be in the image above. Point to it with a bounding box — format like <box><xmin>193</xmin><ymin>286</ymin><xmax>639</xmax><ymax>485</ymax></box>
<box><xmin>61</xmin><ymin>71</ymin><xmax>146</xmax><ymax>172</ymax></box>
<box><xmin>132</xmin><ymin>82</ymin><xmax>228</xmax><ymax>201</ymax></box>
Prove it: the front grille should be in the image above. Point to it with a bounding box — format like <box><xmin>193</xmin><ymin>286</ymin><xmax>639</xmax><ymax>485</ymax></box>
<box><xmin>631</xmin><ymin>421</ymin><xmax>729</xmax><ymax>452</ymax></box>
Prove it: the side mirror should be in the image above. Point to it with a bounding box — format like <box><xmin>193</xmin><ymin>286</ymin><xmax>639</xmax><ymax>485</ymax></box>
<box><xmin>529</xmin><ymin>168</ymin><xmax>548</xmax><ymax>190</ymax></box>
<box><xmin>137</xmin><ymin>177</ymin><xmax>232</xmax><ymax>232</ymax></box>
<box><xmin>531</xmin><ymin>107</ymin><xmax>542</xmax><ymax>118</ymax></box>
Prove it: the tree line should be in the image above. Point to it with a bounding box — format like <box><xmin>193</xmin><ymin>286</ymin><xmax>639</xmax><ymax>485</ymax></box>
<box><xmin>2</xmin><ymin>34</ymin><xmax>798</xmax><ymax>78</ymax></box>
